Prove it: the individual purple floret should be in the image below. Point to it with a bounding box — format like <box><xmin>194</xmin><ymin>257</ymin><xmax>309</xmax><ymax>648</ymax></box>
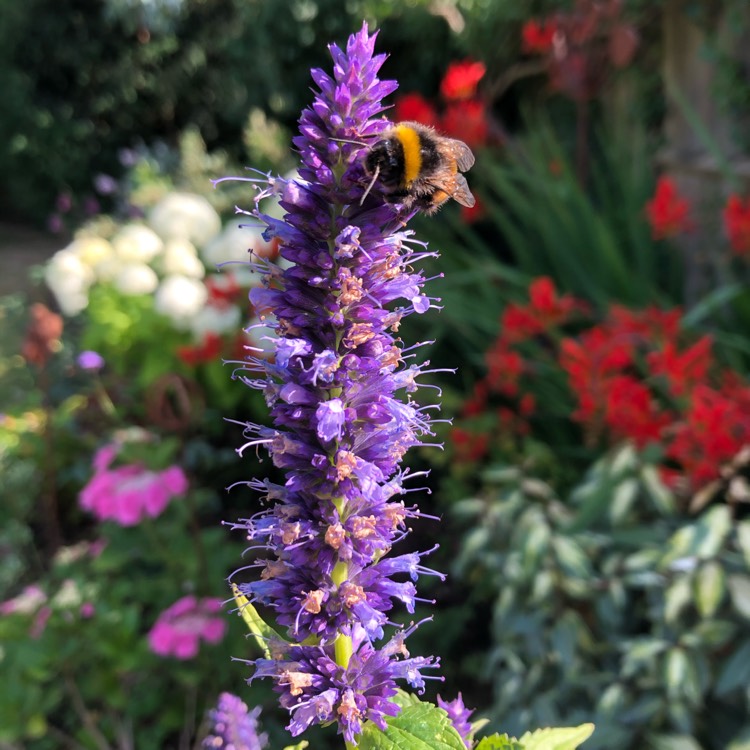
<box><xmin>204</xmin><ymin>692</ymin><xmax>268</xmax><ymax>750</ymax></box>
<box><xmin>77</xmin><ymin>350</ymin><xmax>105</xmax><ymax>371</ymax></box>
<box><xmin>438</xmin><ymin>693</ymin><xmax>476</xmax><ymax>748</ymax></box>
<box><xmin>224</xmin><ymin>22</ymin><xmax>447</xmax><ymax>743</ymax></box>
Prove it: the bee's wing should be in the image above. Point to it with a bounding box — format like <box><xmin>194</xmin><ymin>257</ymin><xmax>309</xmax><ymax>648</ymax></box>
<box><xmin>447</xmin><ymin>139</ymin><xmax>475</xmax><ymax>172</ymax></box>
<box><xmin>451</xmin><ymin>173</ymin><xmax>475</xmax><ymax>208</ymax></box>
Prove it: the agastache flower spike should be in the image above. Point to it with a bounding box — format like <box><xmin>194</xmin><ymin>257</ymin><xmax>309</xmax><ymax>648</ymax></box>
<box><xmin>227</xmin><ymin>23</ymin><xmax>446</xmax><ymax>745</ymax></box>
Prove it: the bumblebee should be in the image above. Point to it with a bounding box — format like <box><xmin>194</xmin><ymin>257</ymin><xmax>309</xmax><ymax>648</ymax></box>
<box><xmin>363</xmin><ymin>121</ymin><xmax>476</xmax><ymax>214</ymax></box>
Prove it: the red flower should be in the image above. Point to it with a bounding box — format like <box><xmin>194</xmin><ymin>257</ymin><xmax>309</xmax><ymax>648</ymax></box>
<box><xmin>501</xmin><ymin>277</ymin><xmax>582</xmax><ymax>344</ymax></box>
<box><xmin>177</xmin><ymin>333</ymin><xmax>223</xmax><ymax>365</ymax></box>
<box><xmin>393</xmin><ymin>93</ymin><xmax>439</xmax><ymax>127</ymax></box>
<box><xmin>451</xmin><ymin>427</ymin><xmax>489</xmax><ymax>463</ymax></box>
<box><xmin>723</xmin><ymin>194</ymin><xmax>750</xmax><ymax>256</ymax></box>
<box><xmin>521</xmin><ymin>19</ymin><xmax>558</xmax><ymax>55</ymax></box>
<box><xmin>667</xmin><ymin>384</ymin><xmax>750</xmax><ymax>488</ymax></box>
<box><xmin>647</xmin><ymin>336</ymin><xmax>713</xmax><ymax>398</ymax></box>
<box><xmin>603</xmin><ymin>374</ymin><xmax>671</xmax><ymax>447</ymax></box>
<box><xmin>608</xmin><ymin>305</ymin><xmax>681</xmax><ymax>343</ymax></box>
<box><xmin>485</xmin><ymin>342</ymin><xmax>524</xmax><ymax>397</ymax></box>
<box><xmin>206</xmin><ymin>273</ymin><xmax>242</xmax><ymax>308</ymax></box>
<box><xmin>560</xmin><ymin>326</ymin><xmax>634</xmax><ymax>429</ymax></box>
<box><xmin>645</xmin><ymin>176</ymin><xmax>691</xmax><ymax>240</ymax></box>
<box><xmin>440</xmin><ymin>100</ymin><xmax>489</xmax><ymax>149</ymax></box>
<box><xmin>440</xmin><ymin>59</ymin><xmax>486</xmax><ymax>101</ymax></box>
<box><xmin>461</xmin><ymin>195</ymin><xmax>485</xmax><ymax>224</ymax></box>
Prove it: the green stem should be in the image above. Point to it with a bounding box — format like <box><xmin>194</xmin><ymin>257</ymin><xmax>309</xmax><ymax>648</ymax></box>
<box><xmin>331</xmin><ymin>560</ymin><xmax>352</xmax><ymax>669</ymax></box>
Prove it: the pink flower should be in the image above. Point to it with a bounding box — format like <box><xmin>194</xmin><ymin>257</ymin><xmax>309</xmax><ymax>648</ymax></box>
<box><xmin>0</xmin><ymin>585</ymin><xmax>47</xmax><ymax>615</ymax></box>
<box><xmin>148</xmin><ymin>596</ymin><xmax>226</xmax><ymax>659</ymax></box>
<box><xmin>30</xmin><ymin>606</ymin><xmax>52</xmax><ymax>639</ymax></box>
<box><xmin>80</xmin><ymin>443</ymin><xmax>188</xmax><ymax>526</ymax></box>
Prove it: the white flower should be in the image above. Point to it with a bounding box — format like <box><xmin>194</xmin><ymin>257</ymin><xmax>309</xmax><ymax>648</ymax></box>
<box><xmin>148</xmin><ymin>192</ymin><xmax>221</xmax><ymax>247</ymax></box>
<box><xmin>52</xmin><ymin>579</ymin><xmax>82</xmax><ymax>609</ymax></box>
<box><xmin>154</xmin><ymin>275</ymin><xmax>208</xmax><ymax>328</ymax></box>
<box><xmin>112</xmin><ymin>224</ymin><xmax>164</xmax><ymax>263</ymax></box>
<box><xmin>114</xmin><ymin>263</ymin><xmax>159</xmax><ymax>296</ymax></box>
<box><xmin>189</xmin><ymin>304</ymin><xmax>242</xmax><ymax>338</ymax></box>
<box><xmin>93</xmin><ymin>255</ymin><xmax>124</xmax><ymax>282</ymax></box>
<box><xmin>71</xmin><ymin>236</ymin><xmax>115</xmax><ymax>268</ymax></box>
<box><xmin>201</xmin><ymin>222</ymin><xmax>276</xmax><ymax>267</ymax></box>
<box><xmin>160</xmin><ymin>239</ymin><xmax>205</xmax><ymax>278</ymax></box>
<box><xmin>45</xmin><ymin>248</ymin><xmax>94</xmax><ymax>315</ymax></box>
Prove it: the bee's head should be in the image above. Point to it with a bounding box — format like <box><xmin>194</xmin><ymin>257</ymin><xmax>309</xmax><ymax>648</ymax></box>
<box><xmin>364</xmin><ymin>137</ymin><xmax>403</xmax><ymax>189</ymax></box>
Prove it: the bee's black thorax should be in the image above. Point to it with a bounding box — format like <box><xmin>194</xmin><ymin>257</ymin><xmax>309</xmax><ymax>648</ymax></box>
<box><xmin>416</xmin><ymin>134</ymin><xmax>441</xmax><ymax>177</ymax></box>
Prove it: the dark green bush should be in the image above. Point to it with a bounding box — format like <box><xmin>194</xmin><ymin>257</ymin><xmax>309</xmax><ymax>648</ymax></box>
<box><xmin>453</xmin><ymin>448</ymin><xmax>750</xmax><ymax>750</ymax></box>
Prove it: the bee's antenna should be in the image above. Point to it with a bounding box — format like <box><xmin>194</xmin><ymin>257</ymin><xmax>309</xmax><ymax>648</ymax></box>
<box><xmin>360</xmin><ymin>165</ymin><xmax>380</xmax><ymax>206</ymax></box>
<box><xmin>330</xmin><ymin>136</ymin><xmax>368</xmax><ymax>148</ymax></box>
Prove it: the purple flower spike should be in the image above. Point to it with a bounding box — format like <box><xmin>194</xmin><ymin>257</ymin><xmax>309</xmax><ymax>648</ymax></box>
<box><xmin>438</xmin><ymin>693</ymin><xmax>476</xmax><ymax>748</ymax></box>
<box><xmin>227</xmin><ymin>22</ymin><xmax>446</xmax><ymax>743</ymax></box>
<box><xmin>204</xmin><ymin>692</ymin><xmax>268</xmax><ymax>750</ymax></box>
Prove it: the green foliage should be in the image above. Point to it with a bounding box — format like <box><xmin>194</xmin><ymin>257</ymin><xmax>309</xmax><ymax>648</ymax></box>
<box><xmin>0</xmin><ymin>0</ymin><xmax>468</xmax><ymax>222</ymax></box>
<box><xmin>453</xmin><ymin>446</ymin><xmax>750</xmax><ymax>750</ymax></box>
<box><xmin>475</xmin><ymin>725</ymin><xmax>595</xmax><ymax>750</ymax></box>
<box><xmin>474</xmin><ymin>115</ymin><xmax>678</xmax><ymax>309</ymax></box>
<box><xmin>359</xmin><ymin>698</ymin><xmax>469</xmax><ymax>750</ymax></box>
<box><xmin>0</xmin><ymin>475</ymin><xmax>272</xmax><ymax>748</ymax></box>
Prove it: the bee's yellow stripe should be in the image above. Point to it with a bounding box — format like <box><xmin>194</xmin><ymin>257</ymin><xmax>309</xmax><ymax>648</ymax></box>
<box><xmin>394</xmin><ymin>124</ymin><xmax>421</xmax><ymax>187</ymax></box>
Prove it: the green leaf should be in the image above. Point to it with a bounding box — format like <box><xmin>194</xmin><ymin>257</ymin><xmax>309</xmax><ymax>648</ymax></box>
<box><xmin>231</xmin><ymin>583</ymin><xmax>286</xmax><ymax>658</ymax></box>
<box><xmin>664</xmin><ymin>576</ymin><xmax>693</xmax><ymax>624</ymax></box>
<box><xmin>640</xmin><ymin>465</ymin><xmax>676</xmax><ymax>515</ymax></box>
<box><xmin>282</xmin><ymin>743</ymin><xmax>309</xmax><ymax>750</ymax></box>
<box><xmin>715</xmin><ymin>638</ymin><xmax>750</xmax><ymax>696</ymax></box>
<box><xmin>475</xmin><ymin>734</ymin><xmax>523</xmax><ymax>750</ymax></box>
<box><xmin>661</xmin><ymin>506</ymin><xmax>731</xmax><ymax>567</ymax></box>
<box><xmin>609</xmin><ymin>478</ymin><xmax>639</xmax><ymax>523</ymax></box>
<box><xmin>517</xmin><ymin>723</ymin><xmax>595</xmax><ymax>749</ymax></box>
<box><xmin>552</xmin><ymin>537</ymin><xmax>592</xmax><ymax>579</ymax></box>
<box><xmin>737</xmin><ymin>522</ymin><xmax>750</xmax><ymax>567</ymax></box>
<box><xmin>727</xmin><ymin>575</ymin><xmax>750</xmax><ymax>620</ymax></box>
<box><xmin>621</xmin><ymin>638</ymin><xmax>669</xmax><ymax>679</ymax></box>
<box><xmin>392</xmin><ymin>689</ymin><xmax>422</xmax><ymax>709</ymax></box>
<box><xmin>359</xmin><ymin>700</ymin><xmax>467</xmax><ymax>750</ymax></box>
<box><xmin>727</xmin><ymin>726</ymin><xmax>750</xmax><ymax>750</ymax></box>
<box><xmin>663</xmin><ymin>649</ymin><xmax>693</xmax><ymax>701</ymax></box>
<box><xmin>647</xmin><ymin>733</ymin><xmax>702</xmax><ymax>750</ymax></box>
<box><xmin>694</xmin><ymin>561</ymin><xmax>725</xmax><ymax>618</ymax></box>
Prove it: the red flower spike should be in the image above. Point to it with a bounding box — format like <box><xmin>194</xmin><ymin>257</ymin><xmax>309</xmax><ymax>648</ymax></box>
<box><xmin>645</xmin><ymin>176</ymin><xmax>692</xmax><ymax>240</ymax></box>
<box><xmin>603</xmin><ymin>374</ymin><xmax>672</xmax><ymax>447</ymax></box>
<box><xmin>647</xmin><ymin>336</ymin><xmax>713</xmax><ymax>398</ymax></box>
<box><xmin>667</xmin><ymin>384</ymin><xmax>750</xmax><ymax>489</ymax></box>
<box><xmin>177</xmin><ymin>333</ymin><xmax>223</xmax><ymax>366</ymax></box>
<box><xmin>393</xmin><ymin>93</ymin><xmax>440</xmax><ymax>127</ymax></box>
<box><xmin>723</xmin><ymin>194</ymin><xmax>750</xmax><ymax>256</ymax></box>
<box><xmin>501</xmin><ymin>277</ymin><xmax>583</xmax><ymax>345</ymax></box>
<box><xmin>440</xmin><ymin>100</ymin><xmax>489</xmax><ymax>149</ymax></box>
<box><xmin>451</xmin><ymin>427</ymin><xmax>489</xmax><ymax>463</ymax></box>
<box><xmin>485</xmin><ymin>343</ymin><xmax>524</xmax><ymax>398</ymax></box>
<box><xmin>522</xmin><ymin>19</ymin><xmax>558</xmax><ymax>55</ymax></box>
<box><xmin>440</xmin><ymin>59</ymin><xmax>487</xmax><ymax>102</ymax></box>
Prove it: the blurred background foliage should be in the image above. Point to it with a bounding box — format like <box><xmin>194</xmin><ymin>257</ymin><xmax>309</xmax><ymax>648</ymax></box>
<box><xmin>4</xmin><ymin>0</ymin><xmax>750</xmax><ymax>749</ymax></box>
